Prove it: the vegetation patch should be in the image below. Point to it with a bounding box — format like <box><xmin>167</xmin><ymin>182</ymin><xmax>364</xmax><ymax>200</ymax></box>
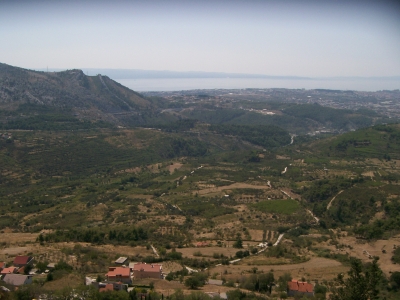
<box><xmin>250</xmin><ymin>199</ymin><xmax>300</xmax><ymax>215</ymax></box>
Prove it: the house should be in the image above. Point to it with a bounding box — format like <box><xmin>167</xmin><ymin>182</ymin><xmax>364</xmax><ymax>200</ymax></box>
<box><xmin>13</xmin><ymin>256</ymin><xmax>34</xmax><ymax>268</ymax></box>
<box><xmin>105</xmin><ymin>267</ymin><xmax>132</xmax><ymax>284</ymax></box>
<box><xmin>207</xmin><ymin>279</ymin><xmax>223</xmax><ymax>286</ymax></box>
<box><xmin>92</xmin><ymin>281</ymin><xmax>128</xmax><ymax>292</ymax></box>
<box><xmin>195</xmin><ymin>241</ymin><xmax>209</xmax><ymax>247</ymax></box>
<box><xmin>99</xmin><ymin>284</ymin><xmax>114</xmax><ymax>292</ymax></box>
<box><xmin>114</xmin><ymin>257</ymin><xmax>128</xmax><ymax>265</ymax></box>
<box><xmin>2</xmin><ymin>274</ymin><xmax>33</xmax><ymax>287</ymax></box>
<box><xmin>287</xmin><ymin>280</ymin><xmax>314</xmax><ymax>297</ymax></box>
<box><xmin>129</xmin><ymin>262</ymin><xmax>136</xmax><ymax>270</ymax></box>
<box><xmin>47</xmin><ymin>263</ymin><xmax>56</xmax><ymax>270</ymax></box>
<box><xmin>132</xmin><ymin>263</ymin><xmax>163</xmax><ymax>279</ymax></box>
<box><xmin>205</xmin><ymin>292</ymin><xmax>227</xmax><ymax>300</ymax></box>
<box><xmin>0</xmin><ymin>262</ymin><xmax>5</xmax><ymax>271</ymax></box>
<box><xmin>1</xmin><ymin>267</ymin><xmax>18</xmax><ymax>277</ymax></box>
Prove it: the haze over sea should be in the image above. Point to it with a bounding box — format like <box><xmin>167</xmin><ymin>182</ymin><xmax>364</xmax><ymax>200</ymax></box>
<box><xmin>115</xmin><ymin>77</ymin><xmax>400</xmax><ymax>92</ymax></box>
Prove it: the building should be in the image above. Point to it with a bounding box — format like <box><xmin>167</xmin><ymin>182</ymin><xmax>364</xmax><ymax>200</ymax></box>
<box><xmin>207</xmin><ymin>279</ymin><xmax>223</xmax><ymax>286</ymax></box>
<box><xmin>92</xmin><ymin>281</ymin><xmax>128</xmax><ymax>292</ymax></box>
<box><xmin>195</xmin><ymin>241</ymin><xmax>209</xmax><ymax>247</ymax></box>
<box><xmin>132</xmin><ymin>263</ymin><xmax>163</xmax><ymax>279</ymax></box>
<box><xmin>0</xmin><ymin>262</ymin><xmax>5</xmax><ymax>271</ymax></box>
<box><xmin>2</xmin><ymin>274</ymin><xmax>33</xmax><ymax>287</ymax></box>
<box><xmin>13</xmin><ymin>256</ymin><xmax>34</xmax><ymax>268</ymax></box>
<box><xmin>287</xmin><ymin>280</ymin><xmax>314</xmax><ymax>297</ymax></box>
<box><xmin>1</xmin><ymin>267</ymin><xmax>18</xmax><ymax>277</ymax></box>
<box><xmin>99</xmin><ymin>283</ymin><xmax>114</xmax><ymax>292</ymax></box>
<box><xmin>114</xmin><ymin>257</ymin><xmax>128</xmax><ymax>265</ymax></box>
<box><xmin>205</xmin><ymin>292</ymin><xmax>227</xmax><ymax>300</ymax></box>
<box><xmin>105</xmin><ymin>267</ymin><xmax>132</xmax><ymax>284</ymax></box>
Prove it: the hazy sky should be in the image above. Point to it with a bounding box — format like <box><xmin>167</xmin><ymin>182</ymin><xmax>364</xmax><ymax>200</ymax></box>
<box><xmin>1</xmin><ymin>0</ymin><xmax>400</xmax><ymax>77</ymax></box>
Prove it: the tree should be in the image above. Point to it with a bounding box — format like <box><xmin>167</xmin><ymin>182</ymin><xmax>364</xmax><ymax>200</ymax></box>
<box><xmin>259</xmin><ymin>272</ymin><xmax>275</xmax><ymax>293</ymax></box>
<box><xmin>23</xmin><ymin>264</ymin><xmax>33</xmax><ymax>275</ymax></box>
<box><xmin>185</xmin><ymin>277</ymin><xmax>201</xmax><ymax>289</ymax></box>
<box><xmin>185</xmin><ymin>273</ymin><xmax>207</xmax><ymax>289</ymax></box>
<box><xmin>277</xmin><ymin>273</ymin><xmax>292</xmax><ymax>292</ymax></box>
<box><xmin>128</xmin><ymin>288</ymin><xmax>137</xmax><ymax>300</ymax></box>
<box><xmin>233</xmin><ymin>235</ymin><xmax>243</xmax><ymax>249</ymax></box>
<box><xmin>314</xmin><ymin>284</ymin><xmax>327</xmax><ymax>299</ymax></box>
<box><xmin>330</xmin><ymin>257</ymin><xmax>383</xmax><ymax>300</ymax></box>
<box><xmin>38</xmin><ymin>234</ymin><xmax>44</xmax><ymax>244</ymax></box>
<box><xmin>390</xmin><ymin>272</ymin><xmax>400</xmax><ymax>291</ymax></box>
<box><xmin>36</xmin><ymin>261</ymin><xmax>48</xmax><ymax>273</ymax></box>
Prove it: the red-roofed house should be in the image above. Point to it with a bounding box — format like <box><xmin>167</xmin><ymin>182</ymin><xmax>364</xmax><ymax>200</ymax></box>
<box><xmin>1</xmin><ymin>267</ymin><xmax>18</xmax><ymax>277</ymax></box>
<box><xmin>287</xmin><ymin>280</ymin><xmax>314</xmax><ymax>297</ymax></box>
<box><xmin>195</xmin><ymin>242</ymin><xmax>209</xmax><ymax>247</ymax></box>
<box><xmin>99</xmin><ymin>283</ymin><xmax>114</xmax><ymax>292</ymax></box>
<box><xmin>92</xmin><ymin>281</ymin><xmax>128</xmax><ymax>291</ymax></box>
<box><xmin>105</xmin><ymin>267</ymin><xmax>132</xmax><ymax>284</ymax></box>
<box><xmin>132</xmin><ymin>263</ymin><xmax>163</xmax><ymax>279</ymax></box>
<box><xmin>13</xmin><ymin>256</ymin><xmax>33</xmax><ymax>268</ymax></box>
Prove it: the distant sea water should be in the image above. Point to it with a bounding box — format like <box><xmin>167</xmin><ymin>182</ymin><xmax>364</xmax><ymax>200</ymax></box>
<box><xmin>115</xmin><ymin>77</ymin><xmax>400</xmax><ymax>92</ymax></box>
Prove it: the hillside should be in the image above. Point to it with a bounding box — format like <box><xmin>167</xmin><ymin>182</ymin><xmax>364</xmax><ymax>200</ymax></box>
<box><xmin>1</xmin><ymin>63</ymin><xmax>400</xmax><ymax>299</ymax></box>
<box><xmin>0</xmin><ymin>63</ymin><xmax>154</xmax><ymax>127</ymax></box>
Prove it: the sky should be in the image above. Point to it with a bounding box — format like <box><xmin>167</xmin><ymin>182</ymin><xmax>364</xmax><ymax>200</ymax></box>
<box><xmin>1</xmin><ymin>0</ymin><xmax>400</xmax><ymax>78</ymax></box>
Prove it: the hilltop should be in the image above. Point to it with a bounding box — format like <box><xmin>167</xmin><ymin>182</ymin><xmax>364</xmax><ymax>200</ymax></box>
<box><xmin>0</xmin><ymin>63</ymin><xmax>154</xmax><ymax>127</ymax></box>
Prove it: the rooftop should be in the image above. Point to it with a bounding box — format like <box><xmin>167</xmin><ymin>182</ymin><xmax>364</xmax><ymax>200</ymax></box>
<box><xmin>99</xmin><ymin>284</ymin><xmax>114</xmax><ymax>292</ymax></box>
<box><xmin>13</xmin><ymin>256</ymin><xmax>32</xmax><ymax>265</ymax></box>
<box><xmin>3</xmin><ymin>274</ymin><xmax>31</xmax><ymax>286</ymax></box>
<box><xmin>288</xmin><ymin>280</ymin><xmax>314</xmax><ymax>293</ymax></box>
<box><xmin>115</xmin><ymin>257</ymin><xmax>128</xmax><ymax>264</ymax></box>
<box><xmin>132</xmin><ymin>263</ymin><xmax>162</xmax><ymax>272</ymax></box>
<box><xmin>106</xmin><ymin>267</ymin><xmax>131</xmax><ymax>277</ymax></box>
<box><xmin>1</xmin><ymin>267</ymin><xmax>17</xmax><ymax>275</ymax></box>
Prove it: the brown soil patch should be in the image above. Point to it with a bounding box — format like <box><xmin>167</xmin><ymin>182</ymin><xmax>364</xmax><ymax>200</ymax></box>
<box><xmin>0</xmin><ymin>247</ymin><xmax>30</xmax><ymax>256</ymax></box>
<box><xmin>371</xmin><ymin>211</ymin><xmax>385</xmax><ymax>222</ymax></box>
<box><xmin>137</xmin><ymin>278</ymin><xmax>238</xmax><ymax>296</ymax></box>
<box><xmin>0</xmin><ymin>232</ymin><xmax>38</xmax><ymax>243</ymax></box>
<box><xmin>43</xmin><ymin>273</ymin><xmax>83</xmax><ymax>291</ymax></box>
<box><xmin>247</xmin><ymin>230</ymin><xmax>264</xmax><ymax>242</ymax></box>
<box><xmin>276</xmin><ymin>155</ymin><xmax>290</xmax><ymax>160</ymax></box>
<box><xmin>362</xmin><ymin>171</ymin><xmax>375</xmax><ymax>177</ymax></box>
<box><xmin>335</xmin><ymin>235</ymin><xmax>400</xmax><ymax>275</ymax></box>
<box><xmin>212</xmin><ymin>257</ymin><xmax>345</xmax><ymax>282</ymax></box>
<box><xmin>88</xmin><ymin>244</ymin><xmax>154</xmax><ymax>258</ymax></box>
<box><xmin>168</xmin><ymin>163</ymin><xmax>183</xmax><ymax>173</ymax></box>
<box><xmin>196</xmin><ymin>183</ymin><xmax>270</xmax><ymax>196</ymax></box>
<box><xmin>163</xmin><ymin>261</ymin><xmax>185</xmax><ymax>273</ymax></box>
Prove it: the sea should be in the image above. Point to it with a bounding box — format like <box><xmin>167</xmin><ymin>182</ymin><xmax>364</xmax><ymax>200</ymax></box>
<box><xmin>115</xmin><ymin>77</ymin><xmax>400</xmax><ymax>92</ymax></box>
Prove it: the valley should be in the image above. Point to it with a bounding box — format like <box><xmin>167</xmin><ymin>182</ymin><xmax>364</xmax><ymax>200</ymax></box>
<box><xmin>0</xmin><ymin>64</ymin><xmax>400</xmax><ymax>299</ymax></box>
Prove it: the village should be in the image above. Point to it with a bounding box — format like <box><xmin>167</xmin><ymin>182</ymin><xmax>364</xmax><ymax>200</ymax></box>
<box><xmin>0</xmin><ymin>241</ymin><xmax>317</xmax><ymax>300</ymax></box>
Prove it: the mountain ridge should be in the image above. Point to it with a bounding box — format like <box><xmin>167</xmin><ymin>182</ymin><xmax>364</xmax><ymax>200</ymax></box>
<box><xmin>0</xmin><ymin>62</ymin><xmax>154</xmax><ymax>126</ymax></box>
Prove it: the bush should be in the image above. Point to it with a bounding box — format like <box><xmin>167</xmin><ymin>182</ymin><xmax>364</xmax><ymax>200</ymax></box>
<box><xmin>54</xmin><ymin>260</ymin><xmax>73</xmax><ymax>272</ymax></box>
<box><xmin>392</xmin><ymin>248</ymin><xmax>400</xmax><ymax>264</ymax></box>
